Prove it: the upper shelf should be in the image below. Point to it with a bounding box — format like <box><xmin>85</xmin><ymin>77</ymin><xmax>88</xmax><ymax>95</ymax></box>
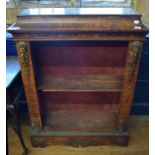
<box><xmin>37</xmin><ymin>74</ymin><xmax>123</xmax><ymax>92</ymax></box>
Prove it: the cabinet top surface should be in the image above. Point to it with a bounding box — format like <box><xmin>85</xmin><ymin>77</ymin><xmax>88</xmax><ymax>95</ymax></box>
<box><xmin>8</xmin><ymin>7</ymin><xmax>148</xmax><ymax>41</ymax></box>
<box><xmin>18</xmin><ymin>8</ymin><xmax>140</xmax><ymax>16</ymax></box>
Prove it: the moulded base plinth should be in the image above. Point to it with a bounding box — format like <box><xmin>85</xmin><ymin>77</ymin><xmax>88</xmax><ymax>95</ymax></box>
<box><xmin>30</xmin><ymin>128</ymin><xmax>129</xmax><ymax>147</ymax></box>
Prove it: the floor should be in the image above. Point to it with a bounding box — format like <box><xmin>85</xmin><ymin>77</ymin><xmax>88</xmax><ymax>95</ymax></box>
<box><xmin>8</xmin><ymin>116</ymin><xmax>149</xmax><ymax>155</ymax></box>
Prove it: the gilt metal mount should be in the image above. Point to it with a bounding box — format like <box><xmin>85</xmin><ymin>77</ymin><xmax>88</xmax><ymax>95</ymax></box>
<box><xmin>128</xmin><ymin>41</ymin><xmax>142</xmax><ymax>80</ymax></box>
<box><xmin>18</xmin><ymin>42</ymin><xmax>30</xmax><ymax>80</ymax></box>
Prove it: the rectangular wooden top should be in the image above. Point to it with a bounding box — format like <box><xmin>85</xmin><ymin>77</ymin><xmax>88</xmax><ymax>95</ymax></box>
<box><xmin>17</xmin><ymin>8</ymin><xmax>140</xmax><ymax>16</ymax></box>
<box><xmin>7</xmin><ymin>7</ymin><xmax>148</xmax><ymax>41</ymax></box>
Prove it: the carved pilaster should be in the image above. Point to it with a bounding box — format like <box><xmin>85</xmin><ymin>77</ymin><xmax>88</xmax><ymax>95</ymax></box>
<box><xmin>16</xmin><ymin>41</ymin><xmax>42</xmax><ymax>129</ymax></box>
<box><xmin>117</xmin><ymin>41</ymin><xmax>143</xmax><ymax>132</ymax></box>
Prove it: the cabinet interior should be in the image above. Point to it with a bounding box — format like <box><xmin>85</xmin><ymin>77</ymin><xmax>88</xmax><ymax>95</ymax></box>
<box><xmin>30</xmin><ymin>40</ymin><xmax>128</xmax><ymax>131</ymax></box>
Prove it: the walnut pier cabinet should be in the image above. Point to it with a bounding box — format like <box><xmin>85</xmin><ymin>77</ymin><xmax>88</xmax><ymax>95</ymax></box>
<box><xmin>8</xmin><ymin>8</ymin><xmax>148</xmax><ymax>147</ymax></box>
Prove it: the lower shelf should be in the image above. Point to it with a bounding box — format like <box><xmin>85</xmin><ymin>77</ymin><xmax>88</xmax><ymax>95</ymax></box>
<box><xmin>42</xmin><ymin>110</ymin><xmax>117</xmax><ymax>131</ymax></box>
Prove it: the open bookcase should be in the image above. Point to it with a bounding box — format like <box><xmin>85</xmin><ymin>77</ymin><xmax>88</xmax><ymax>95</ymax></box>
<box><xmin>8</xmin><ymin>8</ymin><xmax>148</xmax><ymax>147</ymax></box>
<box><xmin>32</xmin><ymin>40</ymin><xmax>126</xmax><ymax>133</ymax></box>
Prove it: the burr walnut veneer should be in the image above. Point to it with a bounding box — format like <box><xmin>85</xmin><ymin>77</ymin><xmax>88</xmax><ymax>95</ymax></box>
<box><xmin>8</xmin><ymin>8</ymin><xmax>148</xmax><ymax>147</ymax></box>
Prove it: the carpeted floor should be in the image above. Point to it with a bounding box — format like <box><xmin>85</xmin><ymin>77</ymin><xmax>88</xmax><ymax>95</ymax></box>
<box><xmin>8</xmin><ymin>116</ymin><xmax>149</xmax><ymax>155</ymax></box>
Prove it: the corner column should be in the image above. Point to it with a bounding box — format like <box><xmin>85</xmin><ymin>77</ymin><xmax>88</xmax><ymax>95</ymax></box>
<box><xmin>16</xmin><ymin>41</ymin><xmax>42</xmax><ymax>129</ymax></box>
<box><xmin>117</xmin><ymin>41</ymin><xmax>143</xmax><ymax>132</ymax></box>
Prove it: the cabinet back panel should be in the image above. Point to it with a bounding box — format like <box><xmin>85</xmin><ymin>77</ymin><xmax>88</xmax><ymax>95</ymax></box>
<box><xmin>38</xmin><ymin>67</ymin><xmax>124</xmax><ymax>74</ymax></box>
<box><xmin>40</xmin><ymin>92</ymin><xmax>120</xmax><ymax>112</ymax></box>
<box><xmin>30</xmin><ymin>41</ymin><xmax>127</xmax><ymax>74</ymax></box>
<box><xmin>42</xmin><ymin>110</ymin><xmax>117</xmax><ymax>131</ymax></box>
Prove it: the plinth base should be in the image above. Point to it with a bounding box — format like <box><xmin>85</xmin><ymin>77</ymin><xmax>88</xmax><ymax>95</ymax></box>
<box><xmin>30</xmin><ymin>129</ymin><xmax>129</xmax><ymax>147</ymax></box>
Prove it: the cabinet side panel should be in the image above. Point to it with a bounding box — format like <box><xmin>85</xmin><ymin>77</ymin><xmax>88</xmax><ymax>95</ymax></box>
<box><xmin>16</xmin><ymin>41</ymin><xmax>42</xmax><ymax>128</ymax></box>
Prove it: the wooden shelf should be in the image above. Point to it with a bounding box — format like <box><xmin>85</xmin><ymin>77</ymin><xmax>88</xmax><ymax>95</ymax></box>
<box><xmin>37</xmin><ymin>74</ymin><xmax>123</xmax><ymax>92</ymax></box>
